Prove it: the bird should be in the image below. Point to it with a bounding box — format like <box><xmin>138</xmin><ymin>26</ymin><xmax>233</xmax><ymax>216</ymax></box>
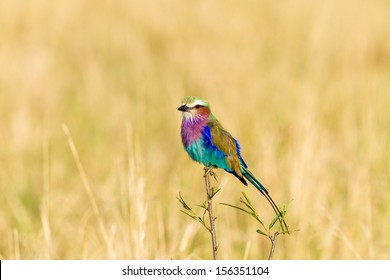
<box><xmin>178</xmin><ymin>96</ymin><xmax>288</xmax><ymax>232</ymax></box>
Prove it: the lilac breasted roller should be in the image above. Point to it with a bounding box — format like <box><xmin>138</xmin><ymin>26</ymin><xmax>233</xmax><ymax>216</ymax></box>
<box><xmin>178</xmin><ymin>96</ymin><xmax>288</xmax><ymax>231</ymax></box>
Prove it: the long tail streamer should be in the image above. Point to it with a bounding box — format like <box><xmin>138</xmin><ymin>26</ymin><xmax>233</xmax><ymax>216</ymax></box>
<box><xmin>242</xmin><ymin>167</ymin><xmax>289</xmax><ymax>233</ymax></box>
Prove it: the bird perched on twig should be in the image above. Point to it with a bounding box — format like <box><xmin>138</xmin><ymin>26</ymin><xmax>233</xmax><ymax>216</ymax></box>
<box><xmin>178</xmin><ymin>96</ymin><xmax>288</xmax><ymax>232</ymax></box>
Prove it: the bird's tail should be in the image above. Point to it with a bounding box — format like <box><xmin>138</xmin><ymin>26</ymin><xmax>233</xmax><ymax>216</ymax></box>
<box><xmin>242</xmin><ymin>167</ymin><xmax>289</xmax><ymax>233</ymax></box>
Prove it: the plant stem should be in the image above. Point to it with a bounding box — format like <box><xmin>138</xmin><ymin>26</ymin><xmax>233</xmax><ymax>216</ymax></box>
<box><xmin>204</xmin><ymin>167</ymin><xmax>218</xmax><ymax>260</ymax></box>
<box><xmin>268</xmin><ymin>231</ymin><xmax>279</xmax><ymax>260</ymax></box>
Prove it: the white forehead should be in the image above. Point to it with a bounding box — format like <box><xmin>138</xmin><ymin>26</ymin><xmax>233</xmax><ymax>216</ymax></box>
<box><xmin>185</xmin><ymin>99</ymin><xmax>207</xmax><ymax>108</ymax></box>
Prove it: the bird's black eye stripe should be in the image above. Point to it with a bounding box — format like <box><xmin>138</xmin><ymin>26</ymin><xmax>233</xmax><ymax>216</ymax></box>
<box><xmin>194</xmin><ymin>105</ymin><xmax>203</xmax><ymax>109</ymax></box>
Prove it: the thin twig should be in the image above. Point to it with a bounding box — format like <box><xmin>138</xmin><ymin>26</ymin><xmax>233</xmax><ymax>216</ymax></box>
<box><xmin>204</xmin><ymin>167</ymin><xmax>218</xmax><ymax>260</ymax></box>
<box><xmin>62</xmin><ymin>124</ymin><xmax>115</xmax><ymax>259</ymax></box>
<box><xmin>268</xmin><ymin>231</ymin><xmax>279</xmax><ymax>260</ymax></box>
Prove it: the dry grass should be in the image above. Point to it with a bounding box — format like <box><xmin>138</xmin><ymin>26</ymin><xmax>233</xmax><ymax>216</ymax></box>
<box><xmin>1</xmin><ymin>0</ymin><xmax>390</xmax><ymax>259</ymax></box>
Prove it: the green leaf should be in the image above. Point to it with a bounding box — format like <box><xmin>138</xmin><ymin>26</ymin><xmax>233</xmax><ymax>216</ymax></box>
<box><xmin>240</xmin><ymin>192</ymin><xmax>258</xmax><ymax>214</ymax></box>
<box><xmin>197</xmin><ymin>201</ymin><xmax>208</xmax><ymax>211</ymax></box>
<box><xmin>220</xmin><ymin>202</ymin><xmax>266</xmax><ymax>229</ymax></box>
<box><xmin>197</xmin><ymin>216</ymin><xmax>209</xmax><ymax>230</ymax></box>
<box><xmin>210</xmin><ymin>187</ymin><xmax>221</xmax><ymax>198</ymax></box>
<box><xmin>220</xmin><ymin>203</ymin><xmax>253</xmax><ymax>216</ymax></box>
<box><xmin>256</xmin><ymin>229</ymin><xmax>269</xmax><ymax>237</ymax></box>
<box><xmin>269</xmin><ymin>212</ymin><xmax>282</xmax><ymax>229</ymax></box>
<box><xmin>180</xmin><ymin>210</ymin><xmax>197</xmax><ymax>221</ymax></box>
<box><xmin>255</xmin><ymin>215</ymin><xmax>265</xmax><ymax>228</ymax></box>
<box><xmin>177</xmin><ymin>192</ymin><xmax>194</xmax><ymax>213</ymax></box>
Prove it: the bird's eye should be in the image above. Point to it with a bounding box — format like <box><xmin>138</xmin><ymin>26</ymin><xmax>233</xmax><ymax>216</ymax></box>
<box><xmin>194</xmin><ymin>105</ymin><xmax>202</xmax><ymax>109</ymax></box>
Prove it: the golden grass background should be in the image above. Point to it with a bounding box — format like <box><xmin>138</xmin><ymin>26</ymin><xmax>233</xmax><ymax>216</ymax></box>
<box><xmin>1</xmin><ymin>0</ymin><xmax>390</xmax><ymax>259</ymax></box>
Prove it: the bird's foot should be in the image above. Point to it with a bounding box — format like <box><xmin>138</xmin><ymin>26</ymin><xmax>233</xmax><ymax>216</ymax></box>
<box><xmin>203</xmin><ymin>166</ymin><xmax>213</xmax><ymax>176</ymax></box>
<box><xmin>204</xmin><ymin>167</ymin><xmax>218</xmax><ymax>182</ymax></box>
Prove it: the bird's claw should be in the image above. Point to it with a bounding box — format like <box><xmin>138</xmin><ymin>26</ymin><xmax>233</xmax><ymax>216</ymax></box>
<box><xmin>204</xmin><ymin>167</ymin><xmax>218</xmax><ymax>182</ymax></box>
<box><xmin>204</xmin><ymin>167</ymin><xmax>213</xmax><ymax>175</ymax></box>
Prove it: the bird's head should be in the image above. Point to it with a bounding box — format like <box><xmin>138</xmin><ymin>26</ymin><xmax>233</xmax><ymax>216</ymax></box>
<box><xmin>178</xmin><ymin>96</ymin><xmax>211</xmax><ymax>120</ymax></box>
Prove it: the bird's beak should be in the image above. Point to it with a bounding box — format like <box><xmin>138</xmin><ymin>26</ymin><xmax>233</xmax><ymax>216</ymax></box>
<box><xmin>178</xmin><ymin>104</ymin><xmax>189</xmax><ymax>112</ymax></box>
